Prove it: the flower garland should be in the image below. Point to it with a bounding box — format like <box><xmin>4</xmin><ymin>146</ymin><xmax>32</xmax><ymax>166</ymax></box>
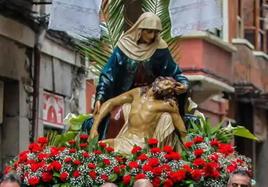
<box><xmin>4</xmin><ymin>133</ymin><xmax>252</xmax><ymax>187</ymax></box>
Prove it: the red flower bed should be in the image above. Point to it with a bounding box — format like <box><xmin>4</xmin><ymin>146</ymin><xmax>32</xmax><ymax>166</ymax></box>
<box><xmin>4</xmin><ymin>135</ymin><xmax>252</xmax><ymax>187</ymax></box>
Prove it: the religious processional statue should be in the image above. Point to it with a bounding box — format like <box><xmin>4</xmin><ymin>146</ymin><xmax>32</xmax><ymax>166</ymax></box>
<box><xmin>90</xmin><ymin>77</ymin><xmax>187</xmax><ymax>154</ymax></box>
<box><xmin>92</xmin><ymin>12</ymin><xmax>190</xmax><ymax>141</ymax></box>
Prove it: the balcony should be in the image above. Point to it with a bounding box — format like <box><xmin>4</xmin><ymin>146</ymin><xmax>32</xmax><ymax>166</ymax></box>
<box><xmin>178</xmin><ymin>32</ymin><xmax>236</xmax><ymax>103</ymax></box>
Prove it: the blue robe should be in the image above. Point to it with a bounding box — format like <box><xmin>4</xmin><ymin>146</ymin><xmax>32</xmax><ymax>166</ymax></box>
<box><xmin>94</xmin><ymin>46</ymin><xmax>190</xmax><ymax>139</ymax></box>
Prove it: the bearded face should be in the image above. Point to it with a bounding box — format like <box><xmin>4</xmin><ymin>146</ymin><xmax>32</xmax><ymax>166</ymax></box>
<box><xmin>152</xmin><ymin>77</ymin><xmax>186</xmax><ymax>100</ymax></box>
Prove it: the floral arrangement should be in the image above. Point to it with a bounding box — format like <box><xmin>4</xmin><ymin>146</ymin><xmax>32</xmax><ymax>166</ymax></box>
<box><xmin>4</xmin><ymin>111</ymin><xmax>256</xmax><ymax>186</ymax></box>
<box><xmin>5</xmin><ymin>133</ymin><xmax>252</xmax><ymax>186</ymax></box>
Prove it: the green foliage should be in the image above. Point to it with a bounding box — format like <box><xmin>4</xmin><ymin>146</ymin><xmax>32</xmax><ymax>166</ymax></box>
<box><xmin>187</xmin><ymin>116</ymin><xmax>258</xmax><ymax>143</ymax></box>
<box><xmin>228</xmin><ymin>125</ymin><xmax>259</xmax><ymax>141</ymax></box>
<box><xmin>87</xmin><ymin>135</ymin><xmax>99</xmax><ymax>152</ymax></box>
<box><xmin>49</xmin><ymin>114</ymin><xmax>91</xmax><ymax>147</ymax></box>
<box><xmin>78</xmin><ymin>0</ymin><xmax>180</xmax><ymax>72</ymax></box>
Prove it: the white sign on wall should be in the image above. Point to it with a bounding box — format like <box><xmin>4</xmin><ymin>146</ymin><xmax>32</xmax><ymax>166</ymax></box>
<box><xmin>0</xmin><ymin>81</ymin><xmax>3</xmax><ymax>124</ymax></box>
<box><xmin>169</xmin><ymin>0</ymin><xmax>223</xmax><ymax>37</ymax></box>
<box><xmin>42</xmin><ymin>91</ymin><xmax>65</xmax><ymax>129</ymax></box>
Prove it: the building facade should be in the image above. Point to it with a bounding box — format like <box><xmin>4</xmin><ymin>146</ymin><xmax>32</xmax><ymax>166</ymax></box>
<box><xmin>178</xmin><ymin>0</ymin><xmax>268</xmax><ymax>185</ymax></box>
<box><xmin>0</xmin><ymin>0</ymin><xmax>88</xmax><ymax>171</ymax></box>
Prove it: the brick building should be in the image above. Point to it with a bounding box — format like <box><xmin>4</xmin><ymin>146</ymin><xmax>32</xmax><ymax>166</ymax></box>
<box><xmin>0</xmin><ymin>0</ymin><xmax>88</xmax><ymax>171</ymax></box>
<box><xmin>178</xmin><ymin>0</ymin><xmax>268</xmax><ymax>185</ymax></box>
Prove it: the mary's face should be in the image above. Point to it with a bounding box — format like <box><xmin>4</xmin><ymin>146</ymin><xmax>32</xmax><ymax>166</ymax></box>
<box><xmin>139</xmin><ymin>29</ymin><xmax>159</xmax><ymax>44</ymax></box>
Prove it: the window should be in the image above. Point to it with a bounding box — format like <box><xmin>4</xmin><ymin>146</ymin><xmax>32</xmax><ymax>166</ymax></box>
<box><xmin>237</xmin><ymin>0</ymin><xmax>244</xmax><ymax>38</ymax></box>
<box><xmin>243</xmin><ymin>0</ymin><xmax>268</xmax><ymax>52</ymax></box>
<box><xmin>207</xmin><ymin>0</ymin><xmax>228</xmax><ymax>41</ymax></box>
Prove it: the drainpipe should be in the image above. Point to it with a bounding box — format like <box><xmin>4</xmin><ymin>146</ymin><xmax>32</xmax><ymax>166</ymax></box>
<box><xmin>31</xmin><ymin>28</ymin><xmax>45</xmax><ymax>142</ymax></box>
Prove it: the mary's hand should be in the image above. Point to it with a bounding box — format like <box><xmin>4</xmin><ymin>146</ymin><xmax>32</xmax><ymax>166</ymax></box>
<box><xmin>174</xmin><ymin>82</ymin><xmax>187</xmax><ymax>95</ymax></box>
<box><xmin>93</xmin><ymin>100</ymin><xmax>101</xmax><ymax>116</ymax></box>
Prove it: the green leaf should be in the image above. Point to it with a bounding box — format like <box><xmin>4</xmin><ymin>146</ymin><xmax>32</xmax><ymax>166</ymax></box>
<box><xmin>211</xmin><ymin>122</ymin><xmax>223</xmax><ymax>134</ymax></box>
<box><xmin>60</xmin><ymin>184</ymin><xmax>71</xmax><ymax>187</ymax></box>
<box><xmin>88</xmin><ymin>135</ymin><xmax>99</xmax><ymax>152</ymax></box>
<box><xmin>109</xmin><ymin>173</ymin><xmax>118</xmax><ymax>182</ymax></box>
<box><xmin>68</xmin><ymin>114</ymin><xmax>91</xmax><ymax>131</ymax></box>
<box><xmin>233</xmin><ymin>126</ymin><xmax>259</xmax><ymax>141</ymax></box>
<box><xmin>53</xmin><ymin>172</ymin><xmax>60</xmax><ymax>177</ymax></box>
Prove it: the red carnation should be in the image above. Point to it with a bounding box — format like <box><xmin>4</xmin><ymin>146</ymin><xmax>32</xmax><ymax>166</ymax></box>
<box><xmin>152</xmin><ymin>177</ymin><xmax>161</xmax><ymax>187</ymax></box>
<box><xmin>161</xmin><ymin>164</ymin><xmax>171</xmax><ymax>172</ymax></box>
<box><xmin>105</xmin><ymin>146</ymin><xmax>114</xmax><ymax>153</ymax></box>
<box><xmin>68</xmin><ymin>139</ymin><xmax>76</xmax><ymax>145</ymax></box>
<box><xmin>147</xmin><ymin>138</ymin><xmax>158</xmax><ymax>145</ymax></box>
<box><xmin>28</xmin><ymin>143</ymin><xmax>42</xmax><ymax>153</ymax></box>
<box><xmin>174</xmin><ymin>170</ymin><xmax>186</xmax><ymax>182</ymax></box>
<box><xmin>98</xmin><ymin>142</ymin><xmax>107</xmax><ymax>148</ymax></box>
<box><xmin>194</xmin><ymin>149</ymin><xmax>204</xmax><ymax>157</ymax></box>
<box><xmin>37</xmin><ymin>153</ymin><xmax>49</xmax><ymax>160</ymax></box>
<box><xmin>128</xmin><ymin>161</ymin><xmax>139</xmax><ymax>169</ymax></box>
<box><xmin>64</xmin><ymin>157</ymin><xmax>72</xmax><ymax>163</ymax></box>
<box><xmin>116</xmin><ymin>156</ymin><xmax>124</xmax><ymax>163</ymax></box>
<box><xmin>137</xmin><ymin>153</ymin><xmax>148</xmax><ymax>161</ymax></box>
<box><xmin>60</xmin><ymin>172</ymin><xmax>69</xmax><ymax>182</ymax></box>
<box><xmin>183</xmin><ymin>165</ymin><xmax>192</xmax><ymax>173</ymax></box>
<box><xmin>123</xmin><ymin>175</ymin><xmax>131</xmax><ymax>185</ymax></box>
<box><xmin>4</xmin><ymin>166</ymin><xmax>12</xmax><ymax>174</ymax></box>
<box><xmin>50</xmin><ymin>147</ymin><xmax>59</xmax><ymax>156</ymax></box>
<box><xmin>147</xmin><ymin>158</ymin><xmax>160</xmax><ymax>167</ymax></box>
<box><xmin>135</xmin><ymin>173</ymin><xmax>146</xmax><ymax>180</ymax></box>
<box><xmin>93</xmin><ymin>150</ymin><xmax>102</xmax><ymax>155</ymax></box>
<box><xmin>210</xmin><ymin>139</ymin><xmax>220</xmax><ymax>147</ymax></box>
<box><xmin>69</xmin><ymin>148</ymin><xmax>77</xmax><ymax>153</ymax></box>
<box><xmin>28</xmin><ymin>176</ymin><xmax>40</xmax><ymax>186</ymax></box>
<box><xmin>142</xmin><ymin>164</ymin><xmax>153</xmax><ymax>172</ymax></box>
<box><xmin>131</xmin><ymin>146</ymin><xmax>142</xmax><ymax>154</ymax></box>
<box><xmin>19</xmin><ymin>151</ymin><xmax>29</xmax><ymax>163</ymax></box>
<box><xmin>113</xmin><ymin>166</ymin><xmax>121</xmax><ymax>174</ymax></box>
<box><xmin>82</xmin><ymin>152</ymin><xmax>90</xmax><ymax>158</ymax></box>
<box><xmin>30</xmin><ymin>163</ymin><xmax>40</xmax><ymax>172</ymax></box>
<box><xmin>89</xmin><ymin>171</ymin><xmax>97</xmax><ymax>179</ymax></box>
<box><xmin>41</xmin><ymin>172</ymin><xmax>53</xmax><ymax>182</ymax></box>
<box><xmin>59</xmin><ymin>146</ymin><xmax>66</xmax><ymax>151</ymax></box>
<box><xmin>79</xmin><ymin>143</ymin><xmax>88</xmax><ymax>148</ymax></box>
<box><xmin>80</xmin><ymin>134</ymin><xmax>89</xmax><ymax>140</ymax></box>
<box><xmin>37</xmin><ymin>137</ymin><xmax>48</xmax><ymax>145</ymax></box>
<box><xmin>208</xmin><ymin>153</ymin><xmax>219</xmax><ymax>162</ymax></box>
<box><xmin>193</xmin><ymin>136</ymin><xmax>204</xmax><ymax>143</ymax></box>
<box><xmin>73</xmin><ymin>160</ymin><xmax>81</xmax><ymax>165</ymax></box>
<box><xmin>103</xmin><ymin>159</ymin><xmax>111</xmax><ymax>165</ymax></box>
<box><xmin>88</xmin><ymin>163</ymin><xmax>96</xmax><ymax>169</ymax></box>
<box><xmin>236</xmin><ymin>158</ymin><xmax>244</xmax><ymax>164</ymax></box>
<box><xmin>163</xmin><ymin>145</ymin><xmax>173</xmax><ymax>153</ymax></box>
<box><xmin>193</xmin><ymin>158</ymin><xmax>206</xmax><ymax>167</ymax></box>
<box><xmin>211</xmin><ymin>170</ymin><xmax>221</xmax><ymax>178</ymax></box>
<box><xmin>51</xmin><ymin>161</ymin><xmax>62</xmax><ymax>171</ymax></box>
<box><xmin>218</xmin><ymin>143</ymin><xmax>234</xmax><ymax>155</ymax></box>
<box><xmin>150</xmin><ymin>147</ymin><xmax>161</xmax><ymax>154</ymax></box>
<box><xmin>184</xmin><ymin>141</ymin><xmax>194</xmax><ymax>149</ymax></box>
<box><xmin>163</xmin><ymin>178</ymin><xmax>173</xmax><ymax>187</ymax></box>
<box><xmin>191</xmin><ymin>169</ymin><xmax>203</xmax><ymax>181</ymax></box>
<box><xmin>169</xmin><ymin>152</ymin><xmax>181</xmax><ymax>160</ymax></box>
<box><xmin>73</xmin><ymin>170</ymin><xmax>80</xmax><ymax>178</ymax></box>
<box><xmin>227</xmin><ymin>163</ymin><xmax>237</xmax><ymax>173</ymax></box>
<box><xmin>152</xmin><ymin>167</ymin><xmax>162</xmax><ymax>176</ymax></box>
<box><xmin>101</xmin><ymin>174</ymin><xmax>108</xmax><ymax>181</ymax></box>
